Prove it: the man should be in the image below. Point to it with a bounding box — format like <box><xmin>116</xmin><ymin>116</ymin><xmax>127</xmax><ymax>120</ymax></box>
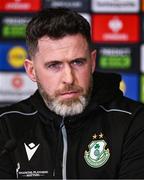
<box><xmin>0</xmin><ymin>8</ymin><xmax>144</xmax><ymax>179</ymax></box>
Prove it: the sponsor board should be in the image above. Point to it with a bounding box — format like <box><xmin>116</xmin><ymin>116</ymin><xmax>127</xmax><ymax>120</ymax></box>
<box><xmin>0</xmin><ymin>0</ymin><xmax>41</xmax><ymax>12</ymax></box>
<box><xmin>92</xmin><ymin>15</ymin><xmax>140</xmax><ymax>43</ymax></box>
<box><xmin>140</xmin><ymin>45</ymin><xmax>144</xmax><ymax>73</ymax></box>
<box><xmin>95</xmin><ymin>45</ymin><xmax>139</xmax><ymax>72</ymax></box>
<box><xmin>0</xmin><ymin>14</ymin><xmax>33</xmax><ymax>39</ymax></box>
<box><xmin>0</xmin><ymin>72</ymin><xmax>37</xmax><ymax>102</ymax></box>
<box><xmin>43</xmin><ymin>0</ymin><xmax>90</xmax><ymax>12</ymax></box>
<box><xmin>91</xmin><ymin>0</ymin><xmax>140</xmax><ymax>13</ymax></box>
<box><xmin>0</xmin><ymin>42</ymin><xmax>27</xmax><ymax>71</ymax></box>
<box><xmin>120</xmin><ymin>73</ymin><xmax>139</xmax><ymax>101</ymax></box>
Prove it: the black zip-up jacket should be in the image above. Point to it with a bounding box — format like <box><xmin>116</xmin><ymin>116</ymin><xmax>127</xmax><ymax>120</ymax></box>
<box><xmin>0</xmin><ymin>72</ymin><xmax>144</xmax><ymax>179</ymax></box>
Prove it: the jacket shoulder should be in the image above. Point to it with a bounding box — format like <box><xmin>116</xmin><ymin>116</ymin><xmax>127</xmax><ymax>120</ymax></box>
<box><xmin>100</xmin><ymin>96</ymin><xmax>144</xmax><ymax>140</ymax></box>
<box><xmin>100</xmin><ymin>96</ymin><xmax>144</xmax><ymax>116</ymax></box>
<box><xmin>0</xmin><ymin>96</ymin><xmax>37</xmax><ymax>118</ymax></box>
<box><xmin>0</xmin><ymin>96</ymin><xmax>38</xmax><ymax>139</ymax></box>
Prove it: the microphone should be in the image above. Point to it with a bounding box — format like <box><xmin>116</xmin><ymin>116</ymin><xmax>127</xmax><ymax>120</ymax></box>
<box><xmin>0</xmin><ymin>139</ymin><xmax>17</xmax><ymax>157</ymax></box>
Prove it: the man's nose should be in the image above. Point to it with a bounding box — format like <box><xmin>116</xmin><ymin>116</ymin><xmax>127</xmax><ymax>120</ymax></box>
<box><xmin>62</xmin><ymin>64</ymin><xmax>74</xmax><ymax>84</ymax></box>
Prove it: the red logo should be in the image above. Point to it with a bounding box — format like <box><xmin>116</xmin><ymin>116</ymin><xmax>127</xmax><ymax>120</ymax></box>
<box><xmin>11</xmin><ymin>75</ymin><xmax>24</xmax><ymax>89</ymax></box>
<box><xmin>92</xmin><ymin>14</ymin><xmax>140</xmax><ymax>43</ymax></box>
<box><xmin>0</xmin><ymin>0</ymin><xmax>41</xmax><ymax>12</ymax></box>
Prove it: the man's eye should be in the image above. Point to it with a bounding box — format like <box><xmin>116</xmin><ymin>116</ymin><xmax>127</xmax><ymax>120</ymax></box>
<box><xmin>72</xmin><ymin>59</ymin><xmax>86</xmax><ymax>66</ymax></box>
<box><xmin>47</xmin><ymin>63</ymin><xmax>62</xmax><ymax>69</ymax></box>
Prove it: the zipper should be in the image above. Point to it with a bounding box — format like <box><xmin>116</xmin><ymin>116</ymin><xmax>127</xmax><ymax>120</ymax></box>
<box><xmin>61</xmin><ymin>119</ymin><xmax>68</xmax><ymax>180</ymax></box>
<box><xmin>16</xmin><ymin>162</ymin><xmax>20</xmax><ymax>179</ymax></box>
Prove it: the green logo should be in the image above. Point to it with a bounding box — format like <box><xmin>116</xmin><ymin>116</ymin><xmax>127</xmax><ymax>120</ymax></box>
<box><xmin>84</xmin><ymin>140</ymin><xmax>110</xmax><ymax>168</ymax></box>
<box><xmin>99</xmin><ymin>56</ymin><xmax>131</xmax><ymax>69</ymax></box>
<box><xmin>2</xmin><ymin>25</ymin><xmax>26</xmax><ymax>38</ymax></box>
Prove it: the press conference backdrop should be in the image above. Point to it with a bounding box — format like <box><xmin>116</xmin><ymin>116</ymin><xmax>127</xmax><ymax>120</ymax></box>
<box><xmin>0</xmin><ymin>0</ymin><xmax>143</xmax><ymax>106</ymax></box>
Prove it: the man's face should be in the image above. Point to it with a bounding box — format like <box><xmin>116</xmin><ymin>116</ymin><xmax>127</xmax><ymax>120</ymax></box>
<box><xmin>24</xmin><ymin>34</ymin><xmax>96</xmax><ymax>116</ymax></box>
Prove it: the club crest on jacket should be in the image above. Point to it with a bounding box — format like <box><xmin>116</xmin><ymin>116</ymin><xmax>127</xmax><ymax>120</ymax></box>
<box><xmin>84</xmin><ymin>138</ymin><xmax>110</xmax><ymax>168</ymax></box>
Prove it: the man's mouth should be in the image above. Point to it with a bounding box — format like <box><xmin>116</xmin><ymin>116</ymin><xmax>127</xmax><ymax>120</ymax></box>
<box><xmin>60</xmin><ymin>91</ymin><xmax>80</xmax><ymax>99</ymax></box>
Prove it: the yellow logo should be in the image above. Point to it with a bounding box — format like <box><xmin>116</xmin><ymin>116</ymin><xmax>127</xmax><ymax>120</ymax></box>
<box><xmin>119</xmin><ymin>80</ymin><xmax>126</xmax><ymax>95</ymax></box>
<box><xmin>8</xmin><ymin>46</ymin><xmax>27</xmax><ymax>68</ymax></box>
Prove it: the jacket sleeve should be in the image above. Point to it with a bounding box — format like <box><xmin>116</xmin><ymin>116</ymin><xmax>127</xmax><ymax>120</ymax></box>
<box><xmin>0</xmin><ymin>117</ymin><xmax>16</xmax><ymax>179</ymax></box>
<box><xmin>118</xmin><ymin>108</ymin><xmax>144</xmax><ymax>178</ymax></box>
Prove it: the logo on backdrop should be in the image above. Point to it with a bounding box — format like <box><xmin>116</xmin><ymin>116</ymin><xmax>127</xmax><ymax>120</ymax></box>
<box><xmin>8</xmin><ymin>46</ymin><xmax>27</xmax><ymax>68</ymax></box>
<box><xmin>0</xmin><ymin>0</ymin><xmax>41</xmax><ymax>12</ymax></box>
<box><xmin>98</xmin><ymin>47</ymin><xmax>131</xmax><ymax>70</ymax></box>
<box><xmin>1</xmin><ymin>15</ymin><xmax>31</xmax><ymax>39</ymax></box>
<box><xmin>11</xmin><ymin>75</ymin><xmax>24</xmax><ymax>89</ymax></box>
<box><xmin>108</xmin><ymin>16</ymin><xmax>123</xmax><ymax>33</ymax></box>
<box><xmin>92</xmin><ymin>15</ymin><xmax>139</xmax><ymax>43</ymax></box>
<box><xmin>120</xmin><ymin>74</ymin><xmax>138</xmax><ymax>101</ymax></box>
<box><xmin>119</xmin><ymin>80</ymin><xmax>126</xmax><ymax>95</ymax></box>
<box><xmin>91</xmin><ymin>0</ymin><xmax>139</xmax><ymax>13</ymax></box>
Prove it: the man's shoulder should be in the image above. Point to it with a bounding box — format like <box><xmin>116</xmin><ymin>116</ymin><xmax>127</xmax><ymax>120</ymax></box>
<box><xmin>0</xmin><ymin>96</ymin><xmax>38</xmax><ymax>140</ymax></box>
<box><xmin>116</xmin><ymin>96</ymin><xmax>144</xmax><ymax>116</ymax></box>
<box><xmin>0</xmin><ymin>95</ymin><xmax>37</xmax><ymax>119</ymax></box>
<box><xmin>100</xmin><ymin>95</ymin><xmax>144</xmax><ymax>118</ymax></box>
<box><xmin>99</xmin><ymin>96</ymin><xmax>144</xmax><ymax>138</ymax></box>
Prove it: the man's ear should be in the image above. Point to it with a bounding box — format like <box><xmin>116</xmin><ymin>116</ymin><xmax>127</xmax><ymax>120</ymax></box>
<box><xmin>24</xmin><ymin>59</ymin><xmax>36</xmax><ymax>82</ymax></box>
<box><xmin>91</xmin><ymin>50</ymin><xmax>96</xmax><ymax>73</ymax></box>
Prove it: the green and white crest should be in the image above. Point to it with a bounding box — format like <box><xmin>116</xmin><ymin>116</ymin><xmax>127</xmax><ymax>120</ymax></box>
<box><xmin>84</xmin><ymin>139</ymin><xmax>110</xmax><ymax>168</ymax></box>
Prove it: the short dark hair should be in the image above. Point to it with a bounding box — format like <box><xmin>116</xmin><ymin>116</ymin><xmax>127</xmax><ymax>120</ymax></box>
<box><xmin>26</xmin><ymin>8</ymin><xmax>92</xmax><ymax>58</ymax></box>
